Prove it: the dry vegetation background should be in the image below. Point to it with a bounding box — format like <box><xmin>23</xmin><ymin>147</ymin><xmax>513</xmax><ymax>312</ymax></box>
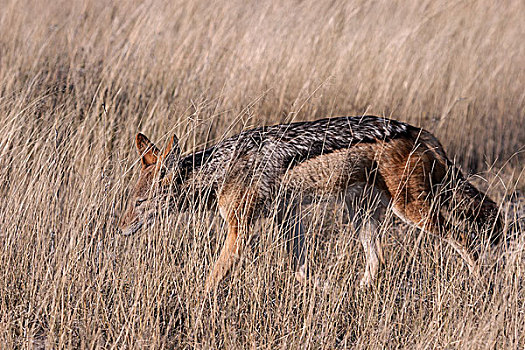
<box><xmin>0</xmin><ymin>0</ymin><xmax>524</xmax><ymax>348</ymax></box>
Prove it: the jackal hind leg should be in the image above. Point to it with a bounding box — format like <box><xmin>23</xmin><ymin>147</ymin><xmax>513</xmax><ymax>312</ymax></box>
<box><xmin>204</xmin><ymin>190</ymin><xmax>257</xmax><ymax>293</ymax></box>
<box><xmin>346</xmin><ymin>187</ymin><xmax>387</xmax><ymax>288</ymax></box>
<box><xmin>396</xmin><ymin>199</ymin><xmax>479</xmax><ymax>276</ymax></box>
<box><xmin>440</xmin><ymin>217</ymin><xmax>479</xmax><ymax>276</ymax></box>
<box><xmin>275</xmin><ymin>197</ymin><xmax>307</xmax><ymax>284</ymax></box>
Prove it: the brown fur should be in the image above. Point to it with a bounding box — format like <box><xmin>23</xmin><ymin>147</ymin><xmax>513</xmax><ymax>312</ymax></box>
<box><xmin>119</xmin><ymin>118</ymin><xmax>502</xmax><ymax>292</ymax></box>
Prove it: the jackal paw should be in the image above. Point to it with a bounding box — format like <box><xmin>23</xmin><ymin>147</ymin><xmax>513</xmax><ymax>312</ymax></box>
<box><xmin>295</xmin><ymin>266</ymin><xmax>331</xmax><ymax>292</ymax></box>
<box><xmin>359</xmin><ymin>273</ymin><xmax>374</xmax><ymax>289</ymax></box>
<box><xmin>467</xmin><ymin>263</ymin><xmax>481</xmax><ymax>278</ymax></box>
<box><xmin>295</xmin><ymin>265</ymin><xmax>308</xmax><ymax>284</ymax></box>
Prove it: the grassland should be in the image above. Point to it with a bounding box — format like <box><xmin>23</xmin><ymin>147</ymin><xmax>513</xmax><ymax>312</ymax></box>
<box><xmin>0</xmin><ymin>0</ymin><xmax>524</xmax><ymax>348</ymax></box>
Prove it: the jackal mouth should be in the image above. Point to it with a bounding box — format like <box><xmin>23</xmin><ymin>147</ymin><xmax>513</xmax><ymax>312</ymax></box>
<box><xmin>119</xmin><ymin>220</ymin><xmax>143</xmax><ymax>236</ymax></box>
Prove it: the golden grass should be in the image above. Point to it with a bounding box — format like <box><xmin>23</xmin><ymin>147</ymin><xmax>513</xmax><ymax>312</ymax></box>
<box><xmin>0</xmin><ymin>0</ymin><xmax>524</xmax><ymax>348</ymax></box>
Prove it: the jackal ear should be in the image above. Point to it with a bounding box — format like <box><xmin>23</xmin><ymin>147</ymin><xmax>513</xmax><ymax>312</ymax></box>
<box><xmin>161</xmin><ymin>134</ymin><xmax>181</xmax><ymax>168</ymax></box>
<box><xmin>135</xmin><ymin>133</ymin><xmax>160</xmax><ymax>168</ymax></box>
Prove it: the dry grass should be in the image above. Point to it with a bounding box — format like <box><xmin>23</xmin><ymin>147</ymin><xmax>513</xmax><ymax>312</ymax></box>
<box><xmin>0</xmin><ymin>0</ymin><xmax>524</xmax><ymax>348</ymax></box>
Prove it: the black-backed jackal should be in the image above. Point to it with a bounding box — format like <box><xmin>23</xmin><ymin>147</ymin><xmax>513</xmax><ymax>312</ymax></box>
<box><xmin>119</xmin><ymin>116</ymin><xmax>503</xmax><ymax>292</ymax></box>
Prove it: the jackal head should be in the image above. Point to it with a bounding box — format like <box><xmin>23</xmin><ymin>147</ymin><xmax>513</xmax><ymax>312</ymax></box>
<box><xmin>119</xmin><ymin>133</ymin><xmax>181</xmax><ymax>236</ymax></box>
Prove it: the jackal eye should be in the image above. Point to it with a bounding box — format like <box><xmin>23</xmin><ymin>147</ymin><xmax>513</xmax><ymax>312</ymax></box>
<box><xmin>135</xmin><ymin>199</ymin><xmax>146</xmax><ymax>207</ymax></box>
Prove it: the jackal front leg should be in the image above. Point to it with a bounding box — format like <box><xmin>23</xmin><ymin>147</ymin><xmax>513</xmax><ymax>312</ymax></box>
<box><xmin>204</xmin><ymin>192</ymin><xmax>255</xmax><ymax>293</ymax></box>
<box><xmin>204</xmin><ymin>220</ymin><xmax>241</xmax><ymax>294</ymax></box>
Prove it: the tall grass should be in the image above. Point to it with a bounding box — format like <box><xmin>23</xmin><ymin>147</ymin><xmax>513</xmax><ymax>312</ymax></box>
<box><xmin>0</xmin><ymin>0</ymin><xmax>523</xmax><ymax>348</ymax></box>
